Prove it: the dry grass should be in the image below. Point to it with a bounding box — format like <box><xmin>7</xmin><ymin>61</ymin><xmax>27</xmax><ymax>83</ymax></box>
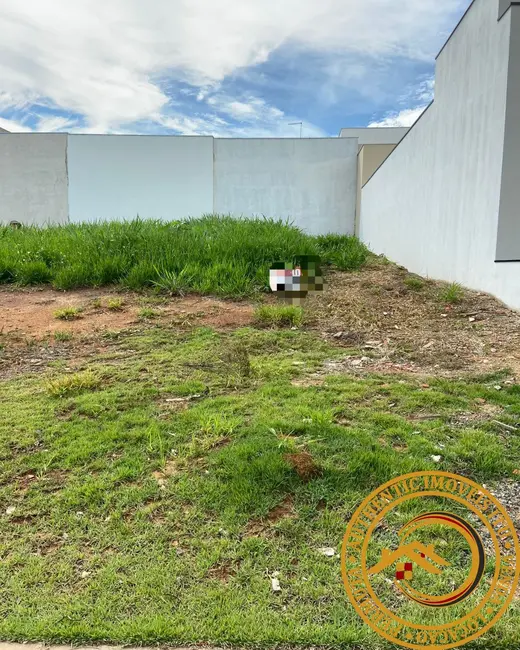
<box><xmin>306</xmin><ymin>260</ymin><xmax>520</xmax><ymax>376</ymax></box>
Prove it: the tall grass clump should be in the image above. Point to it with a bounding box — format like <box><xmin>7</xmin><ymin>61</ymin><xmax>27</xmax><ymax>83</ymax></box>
<box><xmin>0</xmin><ymin>216</ymin><xmax>370</xmax><ymax>298</ymax></box>
<box><xmin>315</xmin><ymin>233</ymin><xmax>369</xmax><ymax>270</ymax></box>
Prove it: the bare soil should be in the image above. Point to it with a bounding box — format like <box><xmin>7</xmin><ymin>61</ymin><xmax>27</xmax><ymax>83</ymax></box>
<box><xmin>0</xmin><ymin>287</ymin><xmax>253</xmax><ymax>337</ymax></box>
<box><xmin>1</xmin><ymin>261</ymin><xmax>520</xmax><ymax>379</ymax></box>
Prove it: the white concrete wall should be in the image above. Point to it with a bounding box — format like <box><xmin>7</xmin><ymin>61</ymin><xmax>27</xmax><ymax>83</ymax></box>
<box><xmin>0</xmin><ymin>134</ymin><xmax>358</xmax><ymax>235</ymax></box>
<box><xmin>214</xmin><ymin>138</ymin><xmax>358</xmax><ymax>235</ymax></box>
<box><xmin>360</xmin><ymin>0</ymin><xmax>520</xmax><ymax>310</ymax></box>
<box><xmin>339</xmin><ymin>127</ymin><xmax>409</xmax><ymax>147</ymax></box>
<box><xmin>67</xmin><ymin>135</ymin><xmax>214</xmax><ymax>222</ymax></box>
<box><xmin>0</xmin><ymin>134</ymin><xmax>68</xmax><ymax>226</ymax></box>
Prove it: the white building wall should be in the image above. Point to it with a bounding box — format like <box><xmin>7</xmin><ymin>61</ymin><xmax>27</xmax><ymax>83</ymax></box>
<box><xmin>214</xmin><ymin>138</ymin><xmax>358</xmax><ymax>235</ymax></box>
<box><xmin>339</xmin><ymin>127</ymin><xmax>409</xmax><ymax>147</ymax></box>
<box><xmin>0</xmin><ymin>134</ymin><xmax>68</xmax><ymax>226</ymax></box>
<box><xmin>67</xmin><ymin>135</ymin><xmax>214</xmax><ymax>223</ymax></box>
<box><xmin>360</xmin><ymin>0</ymin><xmax>520</xmax><ymax>310</ymax></box>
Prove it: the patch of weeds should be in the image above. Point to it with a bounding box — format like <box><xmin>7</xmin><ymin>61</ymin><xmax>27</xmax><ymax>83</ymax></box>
<box><xmin>440</xmin><ymin>282</ymin><xmax>464</xmax><ymax>304</ymax></box>
<box><xmin>221</xmin><ymin>341</ymin><xmax>253</xmax><ymax>379</ymax></box>
<box><xmin>51</xmin><ymin>265</ymin><xmax>93</xmax><ymax>290</ymax></box>
<box><xmin>53</xmin><ymin>331</ymin><xmax>73</xmax><ymax>342</ymax></box>
<box><xmin>254</xmin><ymin>305</ymin><xmax>304</xmax><ymax>328</ymax></box>
<box><xmin>15</xmin><ymin>261</ymin><xmax>52</xmax><ymax>285</ymax></box>
<box><xmin>152</xmin><ymin>267</ymin><xmax>193</xmax><ymax>296</ymax></box>
<box><xmin>107</xmin><ymin>298</ymin><xmax>125</xmax><ymax>311</ymax></box>
<box><xmin>316</xmin><ymin>234</ymin><xmax>369</xmax><ymax>271</ymax></box>
<box><xmin>102</xmin><ymin>330</ymin><xmax>121</xmax><ymax>341</ymax></box>
<box><xmin>53</xmin><ymin>307</ymin><xmax>83</xmax><ymax>321</ymax></box>
<box><xmin>91</xmin><ymin>298</ymin><xmax>102</xmax><ymax>309</ymax></box>
<box><xmin>0</xmin><ymin>217</ymin><xmax>368</xmax><ymax>296</ymax></box>
<box><xmin>404</xmin><ymin>276</ymin><xmax>425</xmax><ymax>291</ymax></box>
<box><xmin>147</xmin><ymin>424</ymin><xmax>169</xmax><ymax>467</ymax></box>
<box><xmin>46</xmin><ymin>370</ymin><xmax>101</xmax><ymax>397</ymax></box>
<box><xmin>139</xmin><ymin>307</ymin><xmax>160</xmax><ymax>320</ymax></box>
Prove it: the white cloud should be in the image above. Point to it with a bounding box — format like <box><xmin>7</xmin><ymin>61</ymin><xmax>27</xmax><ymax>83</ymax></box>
<box><xmin>36</xmin><ymin>115</ymin><xmax>78</xmax><ymax>132</ymax></box>
<box><xmin>154</xmin><ymin>109</ymin><xmax>325</xmax><ymax>138</ymax></box>
<box><xmin>0</xmin><ymin>117</ymin><xmax>32</xmax><ymax>132</ymax></box>
<box><xmin>368</xmin><ymin>105</ymin><xmax>429</xmax><ymax>128</ymax></box>
<box><xmin>0</xmin><ymin>0</ymin><xmax>466</xmax><ymax>131</ymax></box>
<box><xmin>368</xmin><ymin>74</ymin><xmax>434</xmax><ymax>127</ymax></box>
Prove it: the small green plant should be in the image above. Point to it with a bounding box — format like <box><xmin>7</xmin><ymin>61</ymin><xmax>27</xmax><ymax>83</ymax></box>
<box><xmin>221</xmin><ymin>342</ymin><xmax>253</xmax><ymax>378</ymax></box>
<box><xmin>107</xmin><ymin>298</ymin><xmax>124</xmax><ymax>311</ymax></box>
<box><xmin>139</xmin><ymin>307</ymin><xmax>160</xmax><ymax>320</ymax></box>
<box><xmin>54</xmin><ymin>331</ymin><xmax>73</xmax><ymax>342</ymax></box>
<box><xmin>440</xmin><ymin>283</ymin><xmax>464</xmax><ymax>304</ymax></box>
<box><xmin>152</xmin><ymin>267</ymin><xmax>193</xmax><ymax>296</ymax></box>
<box><xmin>254</xmin><ymin>304</ymin><xmax>304</xmax><ymax>328</ymax></box>
<box><xmin>404</xmin><ymin>276</ymin><xmax>425</xmax><ymax>291</ymax></box>
<box><xmin>147</xmin><ymin>425</ymin><xmax>168</xmax><ymax>467</ymax></box>
<box><xmin>54</xmin><ymin>307</ymin><xmax>83</xmax><ymax>321</ymax></box>
<box><xmin>91</xmin><ymin>298</ymin><xmax>102</xmax><ymax>309</ymax></box>
<box><xmin>46</xmin><ymin>370</ymin><xmax>101</xmax><ymax>397</ymax></box>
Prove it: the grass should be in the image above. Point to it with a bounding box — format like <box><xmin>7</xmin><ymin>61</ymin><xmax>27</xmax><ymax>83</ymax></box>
<box><xmin>107</xmin><ymin>298</ymin><xmax>124</xmax><ymax>311</ymax></box>
<box><xmin>45</xmin><ymin>370</ymin><xmax>102</xmax><ymax>397</ymax></box>
<box><xmin>1</xmin><ymin>322</ymin><xmax>520</xmax><ymax>646</ymax></box>
<box><xmin>53</xmin><ymin>331</ymin><xmax>73</xmax><ymax>342</ymax></box>
<box><xmin>139</xmin><ymin>307</ymin><xmax>160</xmax><ymax>320</ymax></box>
<box><xmin>254</xmin><ymin>305</ymin><xmax>304</xmax><ymax>328</ymax></box>
<box><xmin>404</xmin><ymin>275</ymin><xmax>425</xmax><ymax>291</ymax></box>
<box><xmin>0</xmin><ymin>216</ymin><xmax>369</xmax><ymax>296</ymax></box>
<box><xmin>440</xmin><ymin>282</ymin><xmax>465</xmax><ymax>304</ymax></box>
<box><xmin>53</xmin><ymin>307</ymin><xmax>83</xmax><ymax>321</ymax></box>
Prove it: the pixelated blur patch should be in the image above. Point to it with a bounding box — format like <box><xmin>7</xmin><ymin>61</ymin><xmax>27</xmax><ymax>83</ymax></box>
<box><xmin>269</xmin><ymin>256</ymin><xmax>324</xmax><ymax>304</ymax></box>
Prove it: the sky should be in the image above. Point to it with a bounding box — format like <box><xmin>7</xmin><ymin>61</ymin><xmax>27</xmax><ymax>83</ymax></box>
<box><xmin>0</xmin><ymin>0</ymin><xmax>471</xmax><ymax>137</ymax></box>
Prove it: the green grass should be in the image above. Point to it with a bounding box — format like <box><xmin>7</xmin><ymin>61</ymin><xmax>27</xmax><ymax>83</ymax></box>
<box><xmin>254</xmin><ymin>305</ymin><xmax>304</xmax><ymax>328</ymax></box>
<box><xmin>53</xmin><ymin>331</ymin><xmax>73</xmax><ymax>342</ymax></box>
<box><xmin>1</xmin><ymin>324</ymin><xmax>520</xmax><ymax>646</ymax></box>
<box><xmin>45</xmin><ymin>370</ymin><xmax>102</xmax><ymax>397</ymax></box>
<box><xmin>404</xmin><ymin>275</ymin><xmax>425</xmax><ymax>291</ymax></box>
<box><xmin>138</xmin><ymin>307</ymin><xmax>160</xmax><ymax>320</ymax></box>
<box><xmin>315</xmin><ymin>234</ymin><xmax>369</xmax><ymax>271</ymax></box>
<box><xmin>107</xmin><ymin>298</ymin><xmax>124</xmax><ymax>311</ymax></box>
<box><xmin>439</xmin><ymin>282</ymin><xmax>465</xmax><ymax>304</ymax></box>
<box><xmin>0</xmin><ymin>216</ymin><xmax>369</xmax><ymax>296</ymax></box>
<box><xmin>53</xmin><ymin>307</ymin><xmax>83</xmax><ymax>321</ymax></box>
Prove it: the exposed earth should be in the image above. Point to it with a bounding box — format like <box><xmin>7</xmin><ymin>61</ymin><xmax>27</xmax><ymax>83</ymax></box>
<box><xmin>2</xmin><ymin>261</ymin><xmax>519</xmax><ymax>380</ymax></box>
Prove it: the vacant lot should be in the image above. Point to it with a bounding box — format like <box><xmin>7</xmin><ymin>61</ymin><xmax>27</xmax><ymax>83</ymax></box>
<box><xmin>1</xmin><ymin>222</ymin><xmax>520</xmax><ymax>648</ymax></box>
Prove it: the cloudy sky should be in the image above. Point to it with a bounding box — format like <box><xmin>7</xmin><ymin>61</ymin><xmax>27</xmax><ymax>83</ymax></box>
<box><xmin>0</xmin><ymin>0</ymin><xmax>470</xmax><ymax>137</ymax></box>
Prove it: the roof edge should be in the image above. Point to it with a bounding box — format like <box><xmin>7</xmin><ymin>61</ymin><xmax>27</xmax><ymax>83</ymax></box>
<box><xmin>362</xmin><ymin>101</ymin><xmax>434</xmax><ymax>189</ymax></box>
<box><xmin>499</xmin><ymin>1</ymin><xmax>520</xmax><ymax>20</ymax></box>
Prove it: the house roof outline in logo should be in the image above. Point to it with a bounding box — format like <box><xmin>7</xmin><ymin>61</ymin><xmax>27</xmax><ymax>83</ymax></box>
<box><xmin>368</xmin><ymin>540</ymin><xmax>450</xmax><ymax>576</ymax></box>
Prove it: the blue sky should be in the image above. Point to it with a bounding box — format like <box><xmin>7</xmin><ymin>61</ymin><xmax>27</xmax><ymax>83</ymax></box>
<box><xmin>0</xmin><ymin>0</ymin><xmax>470</xmax><ymax>137</ymax></box>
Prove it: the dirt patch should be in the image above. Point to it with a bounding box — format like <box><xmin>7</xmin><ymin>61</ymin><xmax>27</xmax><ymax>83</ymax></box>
<box><xmin>245</xmin><ymin>495</ymin><xmax>295</xmax><ymax>537</ymax></box>
<box><xmin>0</xmin><ymin>287</ymin><xmax>253</xmax><ymax>338</ymax></box>
<box><xmin>0</xmin><ymin>287</ymin><xmax>254</xmax><ymax>379</ymax></box>
<box><xmin>285</xmin><ymin>452</ymin><xmax>321</xmax><ymax>481</ymax></box>
<box><xmin>152</xmin><ymin>460</ymin><xmax>180</xmax><ymax>487</ymax></box>
<box><xmin>207</xmin><ymin>559</ymin><xmax>240</xmax><ymax>583</ymax></box>
<box><xmin>266</xmin><ymin>495</ymin><xmax>295</xmax><ymax>523</ymax></box>
<box><xmin>307</xmin><ymin>263</ymin><xmax>520</xmax><ymax>377</ymax></box>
